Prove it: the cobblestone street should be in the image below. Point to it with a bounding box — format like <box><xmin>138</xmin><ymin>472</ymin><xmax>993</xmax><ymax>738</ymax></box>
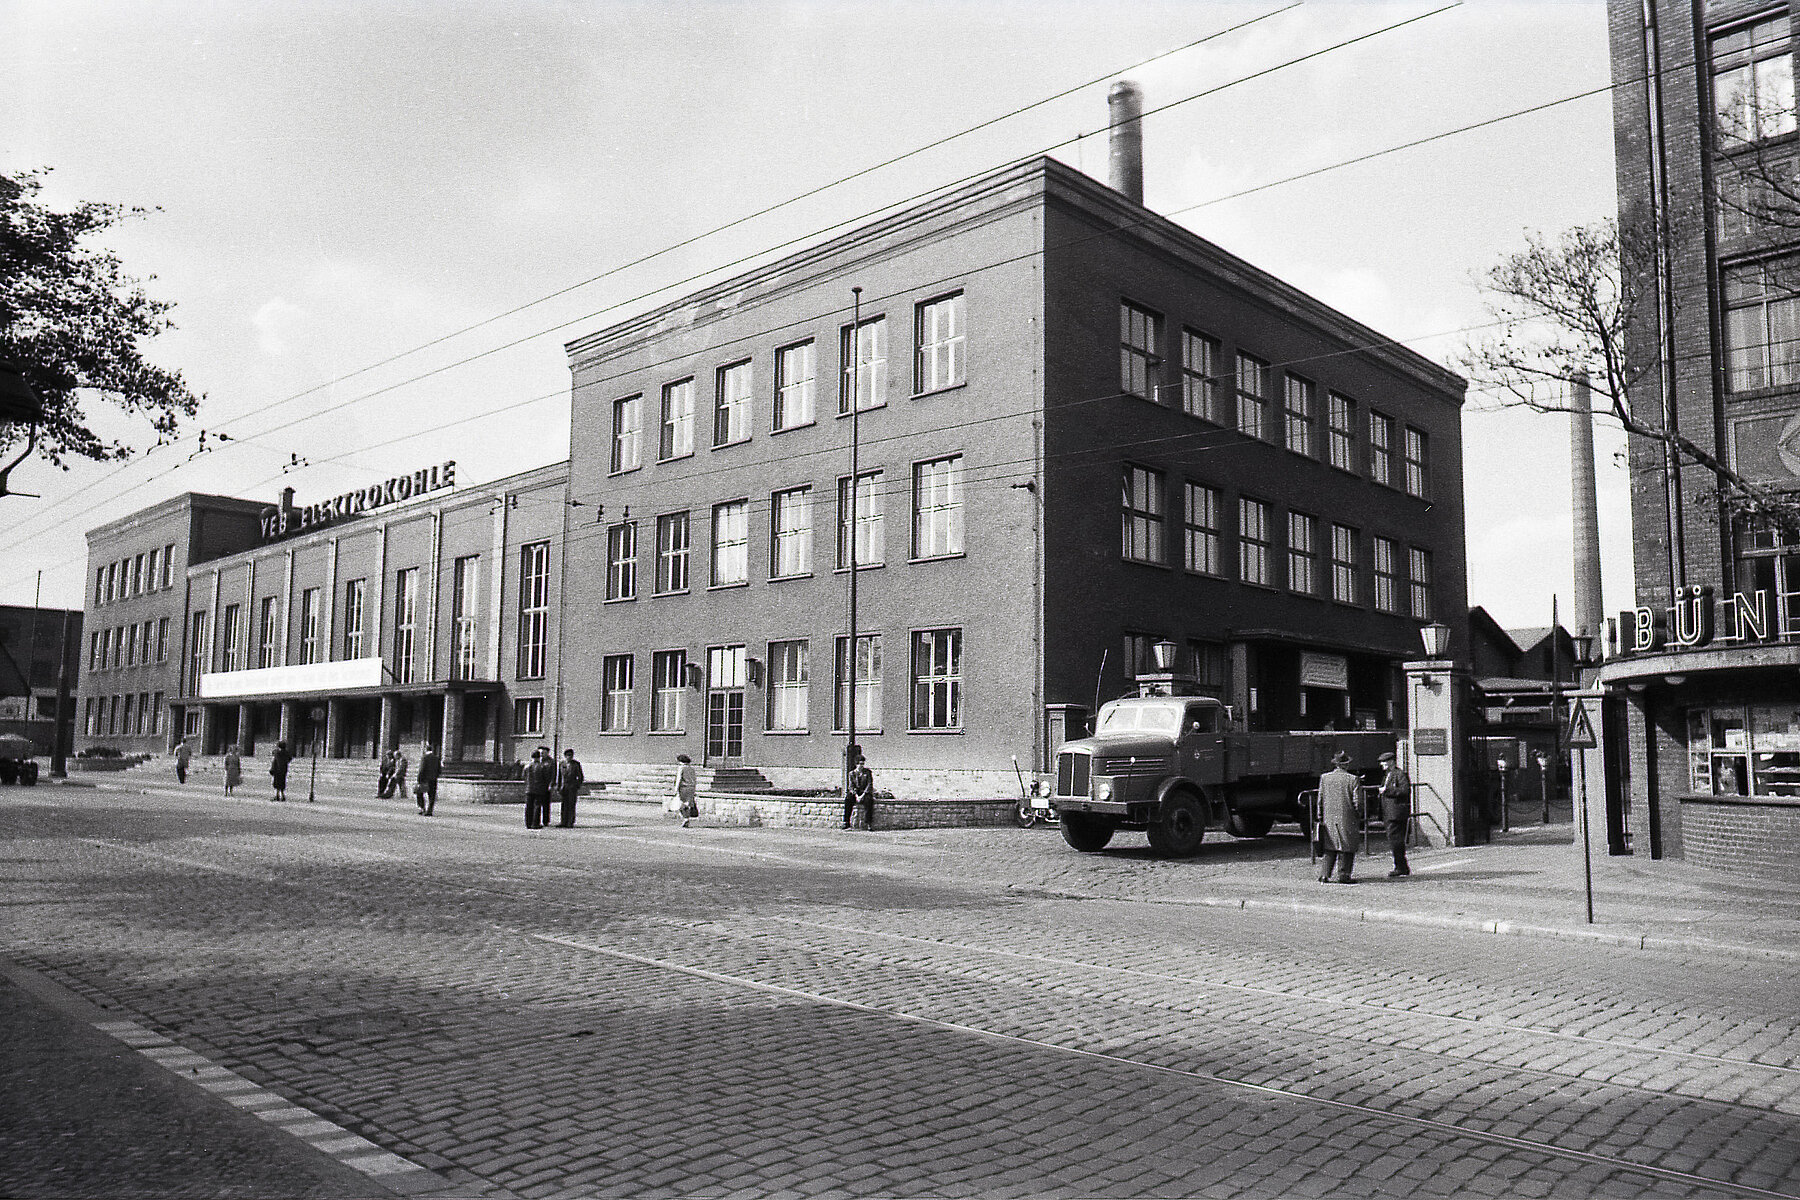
<box><xmin>3</xmin><ymin>786</ymin><xmax>1798</xmax><ymax>1199</ymax></box>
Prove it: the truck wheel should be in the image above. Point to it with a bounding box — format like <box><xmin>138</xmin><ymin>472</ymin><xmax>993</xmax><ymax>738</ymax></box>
<box><xmin>1147</xmin><ymin>792</ymin><xmax>1205</xmax><ymax>857</ymax></box>
<box><xmin>1226</xmin><ymin>813</ymin><xmax>1274</xmax><ymax>838</ymax></box>
<box><xmin>1060</xmin><ymin>814</ymin><xmax>1115</xmax><ymax>852</ymax></box>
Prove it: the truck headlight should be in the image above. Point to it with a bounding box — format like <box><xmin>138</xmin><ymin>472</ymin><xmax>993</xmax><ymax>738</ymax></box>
<box><xmin>1096</xmin><ymin>779</ymin><xmax>1113</xmax><ymax>800</ymax></box>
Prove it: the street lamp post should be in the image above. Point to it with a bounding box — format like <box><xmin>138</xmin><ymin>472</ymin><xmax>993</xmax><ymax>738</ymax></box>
<box><xmin>845</xmin><ymin>287</ymin><xmax>863</xmax><ymax>817</ymax></box>
<box><xmin>307</xmin><ymin>705</ymin><xmax>325</xmax><ymax>803</ymax></box>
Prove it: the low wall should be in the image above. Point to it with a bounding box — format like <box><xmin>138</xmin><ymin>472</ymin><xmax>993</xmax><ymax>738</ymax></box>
<box><xmin>440</xmin><ymin>778</ymin><xmax>525</xmax><ymax>806</ymax></box>
<box><xmin>1675</xmin><ymin>794</ymin><xmax>1800</xmax><ymax>882</ymax></box>
<box><xmin>692</xmin><ymin>793</ymin><xmax>1016</xmax><ymax>830</ymax></box>
<box><xmin>68</xmin><ymin>758</ymin><xmax>141</xmax><ymax>773</ymax></box>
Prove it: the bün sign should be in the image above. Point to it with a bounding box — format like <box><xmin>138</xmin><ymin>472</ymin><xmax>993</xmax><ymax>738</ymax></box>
<box><xmin>1616</xmin><ymin>585</ymin><xmax>1783</xmax><ymax>655</ymax></box>
<box><xmin>260</xmin><ymin>461</ymin><xmax>457</xmax><ymax>543</ymax></box>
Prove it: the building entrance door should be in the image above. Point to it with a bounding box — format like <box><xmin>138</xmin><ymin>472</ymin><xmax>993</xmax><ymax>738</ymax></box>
<box><xmin>705</xmin><ymin>645</ymin><xmax>746</xmax><ymax>762</ymax></box>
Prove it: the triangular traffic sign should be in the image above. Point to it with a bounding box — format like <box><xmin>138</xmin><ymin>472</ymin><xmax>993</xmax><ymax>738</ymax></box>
<box><xmin>1565</xmin><ymin>698</ymin><xmax>1598</xmax><ymax>749</ymax></box>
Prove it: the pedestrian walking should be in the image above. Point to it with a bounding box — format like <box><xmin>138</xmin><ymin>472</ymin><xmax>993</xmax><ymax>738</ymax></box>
<box><xmin>269</xmin><ymin>740</ymin><xmax>293</xmax><ymax>803</ymax></box>
<box><xmin>843</xmin><ymin>747</ymin><xmax>874</xmax><ymax>830</ymax></box>
<box><xmin>555</xmin><ymin>748</ymin><xmax>585</xmax><ymax>828</ymax></box>
<box><xmin>416</xmin><ymin>744</ymin><xmax>441</xmax><ymax>816</ymax></box>
<box><xmin>378</xmin><ymin>749</ymin><xmax>396</xmax><ymax>798</ymax></box>
<box><xmin>1315</xmin><ymin>750</ymin><xmax>1362</xmax><ymax>884</ymax></box>
<box><xmin>1377</xmin><ymin>751</ymin><xmax>1413</xmax><ymax>878</ymax></box>
<box><xmin>391</xmin><ymin>749</ymin><xmax>409</xmax><ymax>803</ymax></box>
<box><xmin>223</xmin><ymin>745</ymin><xmax>242</xmax><ymax>796</ymax></box>
<box><xmin>675</xmin><ymin>754</ymin><xmax>698</xmax><ymax>827</ymax></box>
<box><xmin>523</xmin><ymin>746</ymin><xmax>555</xmax><ymax>829</ymax></box>
<box><xmin>175</xmin><ymin>738</ymin><xmax>191</xmax><ymax>785</ymax></box>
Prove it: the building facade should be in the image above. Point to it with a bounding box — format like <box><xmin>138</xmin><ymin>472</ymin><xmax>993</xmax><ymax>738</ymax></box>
<box><xmin>1605</xmin><ymin>0</ymin><xmax>1800</xmax><ymax>878</ymax></box>
<box><xmin>0</xmin><ymin>603</ymin><xmax>82</xmax><ymax>758</ymax></box>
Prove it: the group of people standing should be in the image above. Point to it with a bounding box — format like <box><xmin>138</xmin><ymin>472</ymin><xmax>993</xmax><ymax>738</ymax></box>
<box><xmin>1314</xmin><ymin>749</ymin><xmax>1413</xmax><ymax>885</ymax></box>
<box><xmin>375</xmin><ymin>746</ymin><xmax>441</xmax><ymax>813</ymax></box>
<box><xmin>524</xmin><ymin>746</ymin><xmax>585</xmax><ymax>829</ymax></box>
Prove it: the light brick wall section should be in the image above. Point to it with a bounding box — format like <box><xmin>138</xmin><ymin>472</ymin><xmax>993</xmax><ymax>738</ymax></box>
<box><xmin>1675</xmin><ymin>798</ymin><xmax>1800</xmax><ymax>883</ymax></box>
<box><xmin>697</xmin><ymin>793</ymin><xmax>1016</xmax><ymax>830</ymax></box>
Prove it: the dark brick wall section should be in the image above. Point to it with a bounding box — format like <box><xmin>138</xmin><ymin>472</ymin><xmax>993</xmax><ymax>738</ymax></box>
<box><xmin>1676</xmin><ymin>796</ymin><xmax>1800</xmax><ymax>881</ymax></box>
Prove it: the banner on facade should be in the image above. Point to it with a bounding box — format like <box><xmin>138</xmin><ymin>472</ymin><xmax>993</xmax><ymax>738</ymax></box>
<box><xmin>200</xmin><ymin>657</ymin><xmax>385</xmax><ymax>699</ymax></box>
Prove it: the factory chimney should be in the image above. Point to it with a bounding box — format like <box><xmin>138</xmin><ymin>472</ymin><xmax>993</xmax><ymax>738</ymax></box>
<box><xmin>1570</xmin><ymin>372</ymin><xmax>1605</xmax><ymax>648</ymax></box>
<box><xmin>1108</xmin><ymin>80</ymin><xmax>1144</xmax><ymax>205</ymax></box>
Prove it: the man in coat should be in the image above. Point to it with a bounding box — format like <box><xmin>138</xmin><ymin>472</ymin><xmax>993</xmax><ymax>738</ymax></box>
<box><xmin>378</xmin><ymin>749</ymin><xmax>396</xmax><ymax>798</ymax></box>
<box><xmin>675</xmin><ymin>754</ymin><xmax>698</xmax><ymax>827</ymax></box>
<box><xmin>1377</xmin><ymin>751</ymin><xmax>1412</xmax><ymax>877</ymax></box>
<box><xmin>175</xmin><ymin>738</ymin><xmax>192</xmax><ymax>785</ymax></box>
<box><xmin>842</xmin><ymin>747</ymin><xmax>874</xmax><ymax>830</ymax></box>
<box><xmin>269</xmin><ymin>740</ymin><xmax>293</xmax><ymax>803</ymax></box>
<box><xmin>391</xmin><ymin>749</ymin><xmax>409</xmax><ymax>803</ymax></box>
<box><xmin>416</xmin><ymin>743</ymin><xmax>441</xmax><ymax>816</ymax></box>
<box><xmin>523</xmin><ymin>747</ymin><xmax>555</xmax><ymax>829</ymax></box>
<box><xmin>1315</xmin><ymin>749</ymin><xmax>1363</xmax><ymax>884</ymax></box>
<box><xmin>555</xmin><ymin>748</ymin><xmax>585</xmax><ymax>828</ymax></box>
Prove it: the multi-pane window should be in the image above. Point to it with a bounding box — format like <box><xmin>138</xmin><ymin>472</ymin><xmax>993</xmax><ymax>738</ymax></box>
<box><xmin>189</xmin><ymin>611</ymin><xmax>207</xmax><ymax>686</ymax></box>
<box><xmin>1120</xmin><ymin>301</ymin><xmax>1162</xmax><ymax>400</ymax></box>
<box><xmin>517</xmin><ymin>542</ymin><xmax>550</xmax><ymax>680</ymax></box>
<box><xmin>774</xmin><ymin>340</ymin><xmax>816</xmax><ymax>431</ymax></box>
<box><xmin>150</xmin><ymin>692</ymin><xmax>163</xmax><ymax>736</ymax></box>
<box><xmin>711</xmin><ymin>500</ymin><xmax>749</xmax><ymax>586</ymax></box>
<box><xmin>393</xmin><ymin>567</ymin><xmax>418</xmax><ymax>684</ymax></box>
<box><xmin>834</xmin><ymin>633</ymin><xmax>882</xmax><ymax>732</ymax></box>
<box><xmin>1188</xmin><ymin>641</ymin><xmax>1227</xmax><ymax>691</ymax></box>
<box><xmin>771</xmin><ymin>487</ymin><xmax>813</xmax><ymax>578</ymax></box>
<box><xmin>1284</xmin><ymin>375</ymin><xmax>1316</xmax><ymax>457</ymax></box>
<box><xmin>126</xmin><ymin>623</ymin><xmax>140</xmax><ymax>667</ymax></box>
<box><xmin>1184</xmin><ymin>482</ymin><xmax>1221</xmax><ymax>575</ymax></box>
<box><xmin>221</xmin><ymin>603</ymin><xmax>242</xmax><ymax>672</ymax></box>
<box><xmin>916</xmin><ymin>292</ymin><xmax>966</xmax><ymax>392</ymax></box>
<box><xmin>343</xmin><ymin>578</ymin><xmax>366</xmax><ymax>659</ymax></box>
<box><xmin>655</xmin><ymin>511</ymin><xmax>691</xmax><ymax>594</ymax></box>
<box><xmin>122</xmin><ymin>694</ymin><xmax>135</xmax><ymax>736</ymax></box>
<box><xmin>767</xmin><ymin>640</ymin><xmax>808</xmax><ymax>731</ymax></box>
<box><xmin>611</xmin><ymin>395</ymin><xmax>642</xmax><ymax>473</ymax></box>
<box><xmin>1404</xmin><ymin>426</ymin><xmax>1429</xmax><ymax>498</ymax></box>
<box><xmin>1409</xmin><ymin>547</ymin><xmax>1435</xmax><ymax>620</ymax></box>
<box><xmin>601</xmin><ymin>654</ymin><xmax>633</xmax><ymax>732</ymax></box>
<box><xmin>606</xmin><ymin>521</ymin><xmax>638</xmax><ymax>601</ymax></box>
<box><xmin>1123</xmin><ymin>632</ymin><xmax>1157</xmax><ymax>682</ymax></box>
<box><xmin>133</xmin><ymin>554</ymin><xmax>145</xmax><ymax>596</ymax></box>
<box><xmin>104</xmin><ymin>562</ymin><xmax>116</xmax><ymax>604</ymax></box>
<box><xmin>1330</xmin><ymin>524</ymin><xmax>1359</xmax><ymax>604</ymax></box>
<box><xmin>1236</xmin><ymin>352</ymin><xmax>1270</xmax><ymax>440</ymax></box>
<box><xmin>837</xmin><ymin>471</ymin><xmax>884</xmax><ymax>568</ymax></box>
<box><xmin>1373</xmin><ymin>536</ymin><xmax>1401</xmax><ymax>613</ymax></box>
<box><xmin>298</xmin><ymin>588</ymin><xmax>320</xmax><ymax>665</ymax></box>
<box><xmin>1122</xmin><ymin>465</ymin><xmax>1165</xmax><ymax>564</ymax></box>
<box><xmin>94</xmin><ymin>567</ymin><xmax>104</xmax><ymax>606</ymax></box>
<box><xmin>1239</xmin><ymin>497</ymin><xmax>1272</xmax><ymax>587</ymax></box>
<box><xmin>452</xmin><ymin>557</ymin><xmax>479</xmax><ymax>680</ymax></box>
<box><xmin>1180</xmin><ymin>329</ymin><xmax>1225</xmax><ymax>422</ymax></box>
<box><xmin>156</xmin><ymin>616</ymin><xmax>169</xmax><ymax>662</ymax></box>
<box><xmin>1713</xmin><ymin>15</ymin><xmax>1795</xmax><ymax>148</ymax></box>
<box><xmin>1287</xmin><ymin>511</ymin><xmax>1318</xmax><ymax>595</ymax></box>
<box><xmin>840</xmin><ymin>316</ymin><xmax>887</xmax><ymax>414</ymax></box>
<box><xmin>1724</xmin><ymin>258</ymin><xmax>1800</xmax><ymax>391</ymax></box>
<box><xmin>161</xmin><ymin>544</ymin><xmax>174</xmax><ymax>589</ymax></box>
<box><xmin>911</xmin><ymin>628</ymin><xmax>962</xmax><ymax>731</ymax></box>
<box><xmin>1327</xmin><ymin>393</ymin><xmax>1357</xmax><ymax>471</ymax></box>
<box><xmin>651</xmin><ymin>650</ymin><xmax>686</xmax><ymax>732</ymax></box>
<box><xmin>89</xmin><ymin>631</ymin><xmax>100</xmax><ymax>671</ymax></box>
<box><xmin>714</xmin><ymin>360</ymin><xmax>752</xmax><ymax>448</ymax></box>
<box><xmin>1369</xmin><ymin>411</ymin><xmax>1395</xmax><ymax>486</ymax></box>
<box><xmin>912</xmin><ymin>456</ymin><xmax>964</xmax><ymax>559</ymax></box>
<box><xmin>659</xmin><ymin>377</ymin><xmax>695</xmax><ymax>460</ymax></box>
<box><xmin>513</xmin><ymin>697</ymin><xmax>544</xmax><ymax>737</ymax></box>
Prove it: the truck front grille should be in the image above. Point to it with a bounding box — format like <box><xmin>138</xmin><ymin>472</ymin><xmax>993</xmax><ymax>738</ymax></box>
<box><xmin>1096</xmin><ymin>756</ymin><xmax>1171</xmax><ymax>777</ymax></box>
<box><xmin>1056</xmin><ymin>751</ymin><xmax>1090</xmax><ymax>797</ymax></box>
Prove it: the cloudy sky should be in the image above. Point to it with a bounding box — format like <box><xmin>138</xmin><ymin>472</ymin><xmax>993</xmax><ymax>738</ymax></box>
<box><xmin>2</xmin><ymin>0</ymin><xmax>1621</xmax><ymax>632</ymax></box>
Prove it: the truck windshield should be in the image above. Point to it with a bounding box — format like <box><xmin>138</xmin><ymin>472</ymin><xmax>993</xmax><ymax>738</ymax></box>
<box><xmin>1096</xmin><ymin>702</ymin><xmax>1182</xmax><ymax>735</ymax></box>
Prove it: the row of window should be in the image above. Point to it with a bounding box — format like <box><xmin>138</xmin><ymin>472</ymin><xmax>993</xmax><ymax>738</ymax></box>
<box><xmin>602</xmin><ymin>457</ymin><xmax>965</xmax><ymax>600</ymax></box>
<box><xmin>1712</xmin><ymin>12</ymin><xmax>1794</xmax><ymax>151</ymax></box>
<box><xmin>94</xmin><ymin>544</ymin><xmax>177</xmax><ymax>606</ymax></box>
<box><xmin>1122</xmin><ymin>465</ymin><xmax>1435</xmax><ymax>617</ymax></box>
<box><xmin>89</xmin><ymin>618</ymin><xmax>172</xmax><ymax>672</ymax></box>
<box><xmin>84</xmin><ymin>692</ymin><xmax>164</xmax><ymax>739</ymax></box>
<box><xmin>1119</xmin><ymin>301</ymin><xmax>1431</xmax><ymax>498</ymax></box>
<box><xmin>609</xmin><ymin>293</ymin><xmax>966</xmax><ymax>473</ymax></box>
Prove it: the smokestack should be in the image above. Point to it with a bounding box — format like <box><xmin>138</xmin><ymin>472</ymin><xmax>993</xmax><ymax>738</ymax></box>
<box><xmin>280</xmin><ymin>486</ymin><xmax>296</xmax><ymax>511</ymax></box>
<box><xmin>1108</xmin><ymin>80</ymin><xmax>1144</xmax><ymax>205</ymax></box>
<box><xmin>1570</xmin><ymin>372</ymin><xmax>1605</xmax><ymax>647</ymax></box>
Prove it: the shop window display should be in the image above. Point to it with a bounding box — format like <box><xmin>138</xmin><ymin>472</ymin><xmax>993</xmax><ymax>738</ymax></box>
<box><xmin>1687</xmin><ymin>704</ymin><xmax>1800</xmax><ymax>796</ymax></box>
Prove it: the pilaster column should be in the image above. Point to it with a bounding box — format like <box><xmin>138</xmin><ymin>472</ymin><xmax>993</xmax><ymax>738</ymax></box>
<box><xmin>198</xmin><ymin>704</ymin><xmax>218</xmax><ymax>757</ymax></box>
<box><xmin>326</xmin><ymin>698</ymin><xmax>345</xmax><ymax>759</ymax></box>
<box><xmin>237</xmin><ymin>702</ymin><xmax>254</xmax><ymax>755</ymax></box>
<box><xmin>278</xmin><ymin>701</ymin><xmax>297</xmax><ymax>749</ymax></box>
<box><xmin>442</xmin><ymin>690</ymin><xmax>465</xmax><ymax>762</ymax></box>
<box><xmin>1403</xmin><ymin>659</ymin><xmax>1473</xmax><ymax>847</ymax></box>
<box><xmin>378</xmin><ymin>694</ymin><xmax>397</xmax><ymax>754</ymax></box>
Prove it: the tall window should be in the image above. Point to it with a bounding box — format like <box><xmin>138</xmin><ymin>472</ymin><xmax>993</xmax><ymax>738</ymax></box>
<box><xmin>104</xmin><ymin>562</ymin><xmax>116</xmax><ymax>604</ymax></box>
<box><xmin>714</xmin><ymin>360</ymin><xmax>752</xmax><ymax>447</ymax></box>
<box><xmin>834</xmin><ymin>633</ymin><xmax>882</xmax><ymax>732</ymax></box>
<box><xmin>161</xmin><ymin>544</ymin><xmax>174</xmax><ymax>589</ymax></box>
<box><xmin>1369</xmin><ymin>411</ymin><xmax>1395</xmax><ymax>486</ymax></box>
<box><xmin>651</xmin><ymin>649</ymin><xmax>686</xmax><ymax>732</ymax></box>
<box><xmin>1181</xmin><ymin>329</ymin><xmax>1224</xmax><ymax>422</ymax></box>
<box><xmin>1327</xmin><ymin>393</ymin><xmax>1357</xmax><ymax>471</ymax></box>
<box><xmin>1239</xmin><ymin>497</ymin><xmax>1272</xmax><ymax>587</ymax></box>
<box><xmin>1287</xmin><ymin>511</ymin><xmax>1318</xmax><ymax>595</ymax></box>
<box><xmin>1724</xmin><ymin>258</ymin><xmax>1800</xmax><ymax>391</ymax></box>
<box><xmin>837</xmin><ymin>471</ymin><xmax>884</xmax><ymax>568</ymax></box>
<box><xmin>517</xmin><ymin>542</ymin><xmax>550</xmax><ymax>680</ymax></box>
<box><xmin>1184</xmin><ymin>482</ymin><xmax>1221</xmax><ymax>575</ymax></box>
<box><xmin>659</xmin><ymin>377</ymin><xmax>695</xmax><ymax>460</ymax></box>
<box><xmin>1284</xmin><ymin>375</ymin><xmax>1316</xmax><ymax>457</ymax></box>
<box><xmin>127</xmin><ymin>623</ymin><xmax>140</xmax><ymax>667</ymax></box>
<box><xmin>150</xmin><ymin>692</ymin><xmax>164</xmax><ymax>735</ymax></box>
<box><xmin>1404</xmin><ymin>426</ymin><xmax>1429</xmax><ymax>498</ymax></box>
<box><xmin>1122</xmin><ymin>465</ymin><xmax>1165</xmax><ymax>564</ymax></box>
<box><xmin>298</xmin><ymin>588</ymin><xmax>320</xmax><ymax>665</ymax></box>
<box><xmin>611</xmin><ymin>395</ymin><xmax>642</xmax><ymax>473</ymax></box>
<box><xmin>343</xmin><ymin>578</ymin><xmax>367</xmax><ymax>659</ymax></box>
<box><xmin>916</xmin><ymin>292</ymin><xmax>965</xmax><ymax>392</ymax></box>
<box><xmin>711</xmin><ymin>500</ymin><xmax>749</xmax><ymax>586</ymax></box>
<box><xmin>601</xmin><ymin>654</ymin><xmax>633</xmax><ymax>732</ymax></box>
<box><xmin>1409</xmin><ymin>547</ymin><xmax>1435</xmax><ymax>619</ymax></box>
<box><xmin>189</xmin><ymin>611</ymin><xmax>207</xmax><ymax>686</ymax></box>
<box><xmin>513</xmin><ymin>697</ymin><xmax>544</xmax><ymax>737</ymax></box>
<box><xmin>156</xmin><ymin>616</ymin><xmax>169</xmax><ymax>662</ymax></box>
<box><xmin>221</xmin><ymin>603</ymin><xmax>242</xmax><ymax>672</ymax></box>
<box><xmin>452</xmin><ymin>556</ymin><xmax>479</xmax><ymax>680</ymax></box>
<box><xmin>771</xmin><ymin>487</ymin><xmax>813</xmax><ymax>579</ymax></box>
<box><xmin>655</xmin><ymin>511</ymin><xmax>691</xmax><ymax>594</ymax></box>
<box><xmin>1120</xmin><ymin>301</ymin><xmax>1162</xmax><ymax>400</ymax></box>
<box><xmin>911</xmin><ymin>628</ymin><xmax>962</xmax><ymax>731</ymax></box>
<box><xmin>1373</xmin><ymin>536</ymin><xmax>1400</xmax><ymax>613</ymax></box>
<box><xmin>1713</xmin><ymin>14</ymin><xmax>1795</xmax><ymax>148</ymax></box>
<box><xmin>94</xmin><ymin>567</ymin><xmax>105</xmax><ymax>606</ymax></box>
<box><xmin>774</xmin><ymin>340</ymin><xmax>815</xmax><ymax>430</ymax></box>
<box><xmin>1123</xmin><ymin>632</ymin><xmax>1156</xmax><ymax>681</ymax></box>
<box><xmin>840</xmin><ymin>315</ymin><xmax>887</xmax><ymax>414</ymax></box>
<box><xmin>1331</xmin><ymin>524</ymin><xmax>1359</xmax><ymax>604</ymax></box>
<box><xmin>89</xmin><ymin>631</ymin><xmax>100</xmax><ymax>672</ymax></box>
<box><xmin>606</xmin><ymin>521</ymin><xmax>638</xmax><ymax>601</ymax></box>
<box><xmin>393</xmin><ymin>567</ymin><xmax>418</xmax><ymax>684</ymax></box>
<box><xmin>133</xmin><ymin>553</ymin><xmax>145</xmax><ymax>596</ymax></box>
<box><xmin>767</xmin><ymin>639</ymin><xmax>808</xmax><ymax>731</ymax></box>
<box><xmin>1236</xmin><ymin>352</ymin><xmax>1270</xmax><ymax>440</ymax></box>
<box><xmin>912</xmin><ymin>456</ymin><xmax>964</xmax><ymax>559</ymax></box>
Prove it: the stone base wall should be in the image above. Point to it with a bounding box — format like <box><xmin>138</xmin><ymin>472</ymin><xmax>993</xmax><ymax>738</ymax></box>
<box><xmin>693</xmin><ymin>793</ymin><xmax>1016</xmax><ymax>830</ymax></box>
<box><xmin>1675</xmin><ymin>795</ymin><xmax>1800</xmax><ymax>882</ymax></box>
<box><xmin>440</xmin><ymin>779</ymin><xmax>526</xmax><ymax>806</ymax></box>
<box><xmin>595</xmin><ymin>760</ymin><xmax>1024</xmax><ymax>802</ymax></box>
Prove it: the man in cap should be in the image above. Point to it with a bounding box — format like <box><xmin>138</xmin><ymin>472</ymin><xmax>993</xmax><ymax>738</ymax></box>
<box><xmin>1377</xmin><ymin>750</ymin><xmax>1413</xmax><ymax>877</ymax></box>
<box><xmin>1315</xmin><ymin>750</ymin><xmax>1363</xmax><ymax>884</ymax></box>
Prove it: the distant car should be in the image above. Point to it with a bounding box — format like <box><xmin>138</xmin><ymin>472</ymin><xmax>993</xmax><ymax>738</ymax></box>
<box><xmin>0</xmin><ymin>733</ymin><xmax>40</xmax><ymax>785</ymax></box>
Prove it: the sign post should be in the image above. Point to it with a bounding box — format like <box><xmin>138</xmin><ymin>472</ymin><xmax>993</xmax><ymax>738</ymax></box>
<box><xmin>307</xmin><ymin>706</ymin><xmax>326</xmax><ymax>804</ymax></box>
<box><xmin>1566</xmin><ymin>697</ymin><xmax>1599</xmax><ymax>924</ymax></box>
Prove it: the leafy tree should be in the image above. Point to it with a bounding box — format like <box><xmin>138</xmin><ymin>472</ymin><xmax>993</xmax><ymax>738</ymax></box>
<box><xmin>0</xmin><ymin>168</ymin><xmax>201</xmax><ymax>476</ymax></box>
